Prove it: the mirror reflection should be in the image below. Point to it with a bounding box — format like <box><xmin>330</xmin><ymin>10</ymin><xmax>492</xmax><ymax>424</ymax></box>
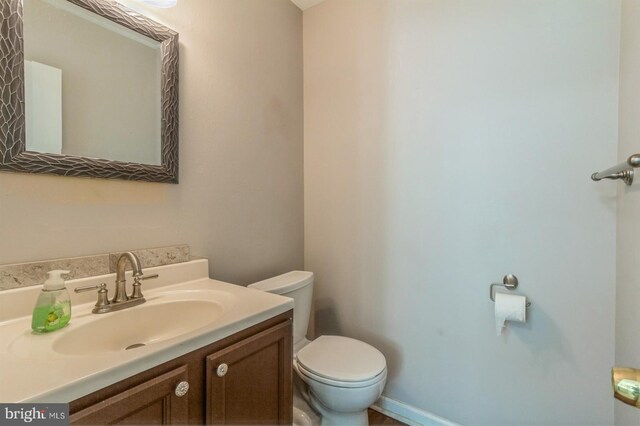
<box><xmin>23</xmin><ymin>0</ymin><xmax>163</xmax><ymax>165</ymax></box>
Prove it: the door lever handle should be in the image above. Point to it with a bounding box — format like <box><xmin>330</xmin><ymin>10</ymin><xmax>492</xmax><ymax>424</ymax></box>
<box><xmin>613</xmin><ymin>367</ymin><xmax>640</xmax><ymax>408</ymax></box>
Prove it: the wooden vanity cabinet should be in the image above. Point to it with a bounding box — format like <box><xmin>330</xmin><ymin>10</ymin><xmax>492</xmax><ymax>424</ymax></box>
<box><xmin>69</xmin><ymin>311</ymin><xmax>293</xmax><ymax>425</ymax></box>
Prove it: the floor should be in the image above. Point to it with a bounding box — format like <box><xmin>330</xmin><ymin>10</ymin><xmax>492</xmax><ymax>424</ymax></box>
<box><xmin>368</xmin><ymin>408</ymin><xmax>408</xmax><ymax>426</ymax></box>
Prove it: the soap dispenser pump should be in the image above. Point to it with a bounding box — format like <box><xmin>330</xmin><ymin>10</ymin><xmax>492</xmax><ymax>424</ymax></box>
<box><xmin>31</xmin><ymin>270</ymin><xmax>72</xmax><ymax>334</ymax></box>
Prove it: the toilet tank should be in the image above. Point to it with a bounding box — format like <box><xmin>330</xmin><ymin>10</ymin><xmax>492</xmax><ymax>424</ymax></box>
<box><xmin>249</xmin><ymin>271</ymin><xmax>314</xmax><ymax>346</ymax></box>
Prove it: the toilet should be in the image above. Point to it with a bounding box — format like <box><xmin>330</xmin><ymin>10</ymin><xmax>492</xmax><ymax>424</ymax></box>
<box><xmin>249</xmin><ymin>271</ymin><xmax>387</xmax><ymax>426</ymax></box>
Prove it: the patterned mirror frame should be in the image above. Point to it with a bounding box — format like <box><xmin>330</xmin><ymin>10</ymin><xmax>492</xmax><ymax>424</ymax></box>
<box><xmin>0</xmin><ymin>0</ymin><xmax>179</xmax><ymax>183</ymax></box>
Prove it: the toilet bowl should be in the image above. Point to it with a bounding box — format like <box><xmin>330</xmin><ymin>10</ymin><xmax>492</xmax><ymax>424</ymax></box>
<box><xmin>295</xmin><ymin>336</ymin><xmax>387</xmax><ymax>425</ymax></box>
<box><xmin>249</xmin><ymin>272</ymin><xmax>387</xmax><ymax>426</ymax></box>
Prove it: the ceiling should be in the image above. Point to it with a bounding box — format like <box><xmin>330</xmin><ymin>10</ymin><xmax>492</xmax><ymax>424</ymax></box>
<box><xmin>290</xmin><ymin>0</ymin><xmax>327</xmax><ymax>11</ymax></box>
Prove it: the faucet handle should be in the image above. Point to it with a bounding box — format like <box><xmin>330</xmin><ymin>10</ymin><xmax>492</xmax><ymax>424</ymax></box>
<box><xmin>131</xmin><ymin>274</ymin><xmax>157</xmax><ymax>300</ymax></box>
<box><xmin>75</xmin><ymin>283</ymin><xmax>110</xmax><ymax>312</ymax></box>
<box><xmin>139</xmin><ymin>274</ymin><xmax>159</xmax><ymax>281</ymax></box>
<box><xmin>75</xmin><ymin>283</ymin><xmax>107</xmax><ymax>293</ymax></box>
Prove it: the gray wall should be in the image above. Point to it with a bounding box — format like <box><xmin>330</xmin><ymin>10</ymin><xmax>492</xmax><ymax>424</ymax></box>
<box><xmin>304</xmin><ymin>0</ymin><xmax>618</xmax><ymax>424</ymax></box>
<box><xmin>616</xmin><ymin>1</ymin><xmax>640</xmax><ymax>424</ymax></box>
<box><xmin>0</xmin><ymin>0</ymin><xmax>304</xmax><ymax>286</ymax></box>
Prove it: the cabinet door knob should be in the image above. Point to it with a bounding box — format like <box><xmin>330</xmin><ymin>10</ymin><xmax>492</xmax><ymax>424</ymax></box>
<box><xmin>174</xmin><ymin>381</ymin><xmax>189</xmax><ymax>397</ymax></box>
<box><xmin>217</xmin><ymin>363</ymin><xmax>229</xmax><ymax>377</ymax></box>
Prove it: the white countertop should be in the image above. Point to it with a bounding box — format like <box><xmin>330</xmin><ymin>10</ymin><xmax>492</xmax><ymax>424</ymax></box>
<box><xmin>0</xmin><ymin>259</ymin><xmax>293</xmax><ymax>403</ymax></box>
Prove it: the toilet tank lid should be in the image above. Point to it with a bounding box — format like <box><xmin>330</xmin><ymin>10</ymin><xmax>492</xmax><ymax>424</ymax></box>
<box><xmin>248</xmin><ymin>271</ymin><xmax>314</xmax><ymax>295</ymax></box>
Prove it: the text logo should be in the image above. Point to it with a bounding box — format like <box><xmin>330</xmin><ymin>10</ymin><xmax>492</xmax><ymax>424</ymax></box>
<box><xmin>0</xmin><ymin>404</ymin><xmax>68</xmax><ymax>425</ymax></box>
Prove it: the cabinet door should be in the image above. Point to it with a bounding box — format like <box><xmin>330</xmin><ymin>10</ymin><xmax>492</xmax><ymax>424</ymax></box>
<box><xmin>206</xmin><ymin>320</ymin><xmax>293</xmax><ymax>425</ymax></box>
<box><xmin>70</xmin><ymin>365</ymin><xmax>190</xmax><ymax>425</ymax></box>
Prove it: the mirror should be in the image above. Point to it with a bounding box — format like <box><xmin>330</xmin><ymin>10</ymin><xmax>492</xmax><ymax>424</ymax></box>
<box><xmin>0</xmin><ymin>0</ymin><xmax>179</xmax><ymax>183</ymax></box>
<box><xmin>24</xmin><ymin>0</ymin><xmax>163</xmax><ymax>165</ymax></box>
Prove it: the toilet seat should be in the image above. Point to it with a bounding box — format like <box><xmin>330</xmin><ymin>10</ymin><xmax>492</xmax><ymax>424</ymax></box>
<box><xmin>295</xmin><ymin>359</ymin><xmax>387</xmax><ymax>389</ymax></box>
<box><xmin>295</xmin><ymin>336</ymin><xmax>387</xmax><ymax>386</ymax></box>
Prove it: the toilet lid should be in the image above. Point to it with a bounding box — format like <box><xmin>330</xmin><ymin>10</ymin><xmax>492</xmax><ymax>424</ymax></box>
<box><xmin>296</xmin><ymin>336</ymin><xmax>386</xmax><ymax>382</ymax></box>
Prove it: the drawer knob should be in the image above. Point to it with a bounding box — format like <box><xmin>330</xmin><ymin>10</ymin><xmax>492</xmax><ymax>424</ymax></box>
<box><xmin>174</xmin><ymin>381</ymin><xmax>189</xmax><ymax>397</ymax></box>
<box><xmin>217</xmin><ymin>363</ymin><xmax>229</xmax><ymax>377</ymax></box>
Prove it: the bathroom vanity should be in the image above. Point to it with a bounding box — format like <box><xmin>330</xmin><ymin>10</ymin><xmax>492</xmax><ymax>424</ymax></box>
<box><xmin>0</xmin><ymin>259</ymin><xmax>294</xmax><ymax>425</ymax></box>
<box><xmin>69</xmin><ymin>311</ymin><xmax>292</xmax><ymax>424</ymax></box>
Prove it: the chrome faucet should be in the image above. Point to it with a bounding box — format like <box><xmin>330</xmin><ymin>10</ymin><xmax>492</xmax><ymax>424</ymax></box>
<box><xmin>75</xmin><ymin>252</ymin><xmax>158</xmax><ymax>314</ymax></box>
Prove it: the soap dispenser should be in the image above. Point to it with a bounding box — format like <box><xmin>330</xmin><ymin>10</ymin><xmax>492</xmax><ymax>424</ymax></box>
<box><xmin>31</xmin><ymin>270</ymin><xmax>72</xmax><ymax>334</ymax></box>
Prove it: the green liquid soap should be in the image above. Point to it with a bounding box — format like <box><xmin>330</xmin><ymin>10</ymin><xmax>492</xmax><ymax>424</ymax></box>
<box><xmin>31</xmin><ymin>301</ymin><xmax>71</xmax><ymax>334</ymax></box>
<box><xmin>31</xmin><ymin>269</ymin><xmax>72</xmax><ymax>334</ymax></box>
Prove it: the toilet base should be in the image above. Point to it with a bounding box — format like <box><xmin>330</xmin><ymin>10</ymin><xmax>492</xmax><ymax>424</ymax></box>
<box><xmin>293</xmin><ymin>406</ymin><xmax>313</xmax><ymax>426</ymax></box>
<box><xmin>294</xmin><ymin>372</ymin><xmax>320</xmax><ymax>425</ymax></box>
<box><xmin>309</xmin><ymin>391</ymin><xmax>370</xmax><ymax>426</ymax></box>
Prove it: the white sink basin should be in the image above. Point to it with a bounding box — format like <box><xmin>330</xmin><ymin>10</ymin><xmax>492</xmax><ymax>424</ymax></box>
<box><xmin>8</xmin><ymin>288</ymin><xmax>234</xmax><ymax>360</ymax></box>
<box><xmin>52</xmin><ymin>299</ymin><xmax>224</xmax><ymax>356</ymax></box>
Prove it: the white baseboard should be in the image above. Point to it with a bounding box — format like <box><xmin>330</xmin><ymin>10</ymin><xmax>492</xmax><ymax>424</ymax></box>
<box><xmin>371</xmin><ymin>396</ymin><xmax>458</xmax><ymax>426</ymax></box>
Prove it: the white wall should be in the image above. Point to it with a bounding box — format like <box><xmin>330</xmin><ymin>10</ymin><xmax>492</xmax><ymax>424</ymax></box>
<box><xmin>616</xmin><ymin>1</ymin><xmax>640</xmax><ymax>424</ymax></box>
<box><xmin>304</xmin><ymin>1</ymin><xmax>619</xmax><ymax>424</ymax></box>
<box><xmin>0</xmin><ymin>0</ymin><xmax>304</xmax><ymax>286</ymax></box>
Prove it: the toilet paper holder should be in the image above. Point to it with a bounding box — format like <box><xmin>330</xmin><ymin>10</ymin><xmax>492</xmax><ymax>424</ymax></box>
<box><xmin>489</xmin><ymin>274</ymin><xmax>532</xmax><ymax>307</ymax></box>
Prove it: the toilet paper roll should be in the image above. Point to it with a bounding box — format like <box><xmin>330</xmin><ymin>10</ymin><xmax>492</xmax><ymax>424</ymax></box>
<box><xmin>495</xmin><ymin>292</ymin><xmax>527</xmax><ymax>336</ymax></box>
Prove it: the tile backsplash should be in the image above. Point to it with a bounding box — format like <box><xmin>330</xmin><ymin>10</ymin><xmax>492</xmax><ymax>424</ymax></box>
<box><xmin>0</xmin><ymin>245</ymin><xmax>190</xmax><ymax>291</ymax></box>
